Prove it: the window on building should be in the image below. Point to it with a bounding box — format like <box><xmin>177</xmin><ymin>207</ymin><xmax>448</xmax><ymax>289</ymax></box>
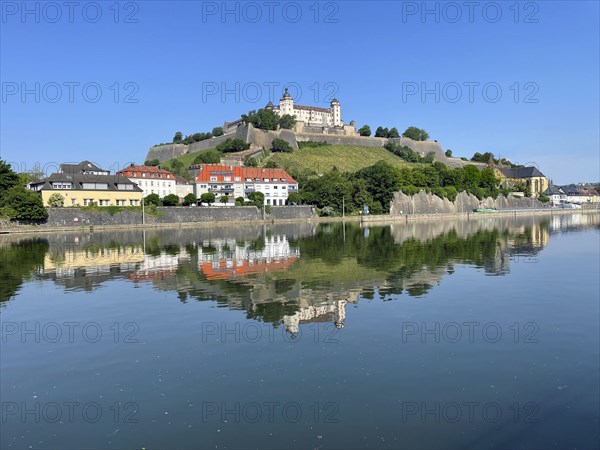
<box><xmin>266</xmin><ymin>199</ymin><xmax>270</xmax><ymax>205</ymax></box>
<box><xmin>71</xmin><ymin>199</ymin><xmax>77</xmax><ymax>206</ymax></box>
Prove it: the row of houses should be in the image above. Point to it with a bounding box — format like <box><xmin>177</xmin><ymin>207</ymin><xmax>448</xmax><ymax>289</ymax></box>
<box><xmin>494</xmin><ymin>166</ymin><xmax>599</xmax><ymax>204</ymax></box>
<box><xmin>545</xmin><ymin>184</ymin><xmax>600</xmax><ymax>205</ymax></box>
<box><xmin>27</xmin><ymin>160</ymin><xmax>597</xmax><ymax>209</ymax></box>
<box><xmin>28</xmin><ymin>161</ymin><xmax>297</xmax><ymax>207</ymax></box>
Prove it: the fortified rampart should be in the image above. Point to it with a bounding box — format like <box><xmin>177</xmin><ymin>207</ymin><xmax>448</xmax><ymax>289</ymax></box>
<box><xmin>145</xmin><ymin>124</ymin><xmax>478</xmax><ymax>167</ymax></box>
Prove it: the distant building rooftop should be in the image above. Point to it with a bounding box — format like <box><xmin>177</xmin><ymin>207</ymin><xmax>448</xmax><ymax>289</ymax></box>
<box><xmin>499</xmin><ymin>167</ymin><xmax>545</xmax><ymax>179</ymax></box>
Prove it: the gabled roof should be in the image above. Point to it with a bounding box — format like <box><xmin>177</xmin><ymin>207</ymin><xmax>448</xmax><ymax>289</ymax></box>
<box><xmin>117</xmin><ymin>164</ymin><xmax>174</xmax><ymax>178</ymax></box>
<box><xmin>560</xmin><ymin>184</ymin><xmax>582</xmax><ymax>195</ymax></box>
<box><xmin>559</xmin><ymin>184</ymin><xmax>599</xmax><ymax>196</ymax></box>
<box><xmin>175</xmin><ymin>176</ymin><xmax>193</xmax><ymax>185</ymax></box>
<box><xmin>293</xmin><ymin>104</ymin><xmax>331</xmax><ymax>114</ymax></box>
<box><xmin>31</xmin><ymin>172</ymin><xmax>142</xmax><ymax>192</ymax></box>
<box><xmin>194</xmin><ymin>165</ymin><xmax>296</xmax><ymax>184</ymax></box>
<box><xmin>545</xmin><ymin>185</ymin><xmax>564</xmax><ymax>195</ymax></box>
<box><xmin>499</xmin><ymin>166</ymin><xmax>545</xmax><ymax>179</ymax></box>
<box><xmin>59</xmin><ymin>161</ymin><xmax>107</xmax><ymax>174</ymax></box>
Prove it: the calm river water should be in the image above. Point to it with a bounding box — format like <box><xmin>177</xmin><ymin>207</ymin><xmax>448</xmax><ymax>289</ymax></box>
<box><xmin>1</xmin><ymin>213</ymin><xmax>598</xmax><ymax>449</ymax></box>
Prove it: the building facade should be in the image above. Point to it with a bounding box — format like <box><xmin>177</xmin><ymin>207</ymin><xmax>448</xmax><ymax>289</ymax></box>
<box><xmin>559</xmin><ymin>184</ymin><xmax>600</xmax><ymax>204</ymax></box>
<box><xmin>117</xmin><ymin>164</ymin><xmax>176</xmax><ymax>198</ymax></box>
<box><xmin>223</xmin><ymin>88</ymin><xmax>346</xmax><ymax>134</ymax></box>
<box><xmin>194</xmin><ymin>165</ymin><xmax>298</xmax><ymax>206</ymax></box>
<box><xmin>497</xmin><ymin>167</ymin><xmax>549</xmax><ymax>198</ymax></box>
<box><xmin>175</xmin><ymin>176</ymin><xmax>195</xmax><ymax>200</ymax></box>
<box><xmin>266</xmin><ymin>88</ymin><xmax>342</xmax><ymax>127</ymax></box>
<box><xmin>29</xmin><ymin>161</ymin><xmax>143</xmax><ymax>207</ymax></box>
<box><xmin>544</xmin><ymin>185</ymin><xmax>567</xmax><ymax>206</ymax></box>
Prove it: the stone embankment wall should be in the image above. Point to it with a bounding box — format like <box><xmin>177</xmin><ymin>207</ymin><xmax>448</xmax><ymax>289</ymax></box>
<box><xmin>42</xmin><ymin>206</ymin><xmax>316</xmax><ymax>228</ymax></box>
<box><xmin>390</xmin><ymin>191</ymin><xmax>544</xmax><ymax>215</ymax></box>
<box><xmin>269</xmin><ymin>205</ymin><xmax>315</xmax><ymax>220</ymax></box>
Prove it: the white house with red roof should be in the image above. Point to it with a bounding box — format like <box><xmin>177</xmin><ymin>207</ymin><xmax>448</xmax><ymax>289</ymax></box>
<box><xmin>117</xmin><ymin>164</ymin><xmax>176</xmax><ymax>198</ymax></box>
<box><xmin>194</xmin><ymin>165</ymin><xmax>298</xmax><ymax>206</ymax></box>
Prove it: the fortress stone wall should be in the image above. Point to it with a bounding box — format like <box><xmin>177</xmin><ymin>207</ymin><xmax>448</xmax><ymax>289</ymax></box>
<box><xmin>145</xmin><ymin>124</ymin><xmax>486</xmax><ymax>168</ymax></box>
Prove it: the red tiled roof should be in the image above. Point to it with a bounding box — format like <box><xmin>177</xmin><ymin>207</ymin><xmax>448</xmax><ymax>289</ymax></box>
<box><xmin>199</xmin><ymin>257</ymin><xmax>298</xmax><ymax>280</ymax></box>
<box><xmin>117</xmin><ymin>165</ymin><xmax>175</xmax><ymax>178</ymax></box>
<box><xmin>195</xmin><ymin>164</ymin><xmax>296</xmax><ymax>183</ymax></box>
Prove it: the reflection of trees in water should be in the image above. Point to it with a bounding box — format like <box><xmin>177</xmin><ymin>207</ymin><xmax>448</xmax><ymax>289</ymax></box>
<box><xmin>0</xmin><ymin>218</ymin><xmax>563</xmax><ymax>323</ymax></box>
<box><xmin>0</xmin><ymin>239</ymin><xmax>49</xmax><ymax>303</ymax></box>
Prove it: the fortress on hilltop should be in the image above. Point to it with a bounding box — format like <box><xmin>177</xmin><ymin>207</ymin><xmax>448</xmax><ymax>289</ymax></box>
<box><xmin>224</xmin><ymin>88</ymin><xmax>359</xmax><ymax>136</ymax></box>
<box><xmin>145</xmin><ymin>88</ymin><xmax>456</xmax><ymax>166</ymax></box>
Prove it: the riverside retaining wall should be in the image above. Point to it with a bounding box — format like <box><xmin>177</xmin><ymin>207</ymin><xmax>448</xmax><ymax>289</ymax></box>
<box><xmin>42</xmin><ymin>206</ymin><xmax>316</xmax><ymax>228</ymax></box>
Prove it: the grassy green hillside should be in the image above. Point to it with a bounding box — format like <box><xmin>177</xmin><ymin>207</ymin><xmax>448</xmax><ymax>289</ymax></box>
<box><xmin>161</xmin><ymin>143</ymin><xmax>412</xmax><ymax>177</ymax></box>
<box><xmin>161</xmin><ymin>150</ymin><xmax>208</xmax><ymax>173</ymax></box>
<box><xmin>265</xmin><ymin>144</ymin><xmax>411</xmax><ymax>175</ymax></box>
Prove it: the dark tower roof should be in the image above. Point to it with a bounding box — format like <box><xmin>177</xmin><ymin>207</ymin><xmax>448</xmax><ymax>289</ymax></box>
<box><xmin>281</xmin><ymin>87</ymin><xmax>292</xmax><ymax>99</ymax></box>
<box><xmin>331</xmin><ymin>98</ymin><xmax>340</xmax><ymax>104</ymax></box>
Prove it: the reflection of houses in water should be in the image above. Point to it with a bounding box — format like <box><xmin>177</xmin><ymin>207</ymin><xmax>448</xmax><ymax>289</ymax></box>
<box><xmin>550</xmin><ymin>213</ymin><xmax>599</xmax><ymax>231</ymax></box>
<box><xmin>43</xmin><ymin>244</ymin><xmax>145</xmax><ymax>276</ymax></box>
<box><xmin>40</xmin><ymin>243</ymin><xmax>145</xmax><ymax>291</ymax></box>
<box><xmin>129</xmin><ymin>249</ymin><xmax>189</xmax><ymax>281</ymax></box>
<box><xmin>198</xmin><ymin>235</ymin><xmax>300</xmax><ymax>280</ymax></box>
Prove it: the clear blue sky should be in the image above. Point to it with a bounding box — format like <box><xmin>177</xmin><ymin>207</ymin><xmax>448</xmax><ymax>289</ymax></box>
<box><xmin>1</xmin><ymin>0</ymin><xmax>598</xmax><ymax>184</ymax></box>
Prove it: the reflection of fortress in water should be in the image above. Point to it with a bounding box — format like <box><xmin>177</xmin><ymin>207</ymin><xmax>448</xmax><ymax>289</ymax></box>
<box><xmin>2</xmin><ymin>213</ymin><xmax>598</xmax><ymax>333</ymax></box>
